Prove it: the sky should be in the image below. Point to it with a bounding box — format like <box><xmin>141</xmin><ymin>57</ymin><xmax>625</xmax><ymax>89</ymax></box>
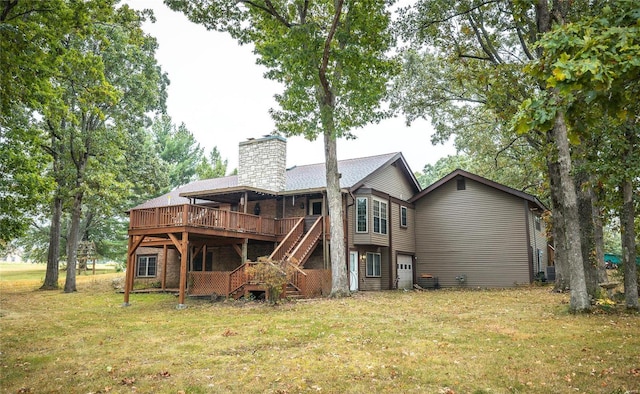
<box><xmin>127</xmin><ymin>1</ymin><xmax>456</xmax><ymax>173</ymax></box>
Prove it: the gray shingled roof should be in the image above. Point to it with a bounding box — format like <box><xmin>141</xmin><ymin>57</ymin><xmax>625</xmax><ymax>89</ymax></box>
<box><xmin>285</xmin><ymin>152</ymin><xmax>399</xmax><ymax>191</ymax></box>
<box><xmin>129</xmin><ymin>152</ymin><xmax>401</xmax><ymax>211</ymax></box>
<box><xmin>130</xmin><ymin>175</ymin><xmax>238</xmax><ymax>210</ymax></box>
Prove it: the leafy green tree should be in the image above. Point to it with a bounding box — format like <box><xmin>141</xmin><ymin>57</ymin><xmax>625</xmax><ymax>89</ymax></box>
<box><xmin>30</xmin><ymin>3</ymin><xmax>168</xmax><ymax>292</ymax></box>
<box><xmin>166</xmin><ymin>0</ymin><xmax>397</xmax><ymax>296</ymax></box>
<box><xmin>523</xmin><ymin>0</ymin><xmax>639</xmax><ymax>309</ymax></box>
<box><xmin>0</xmin><ymin>0</ymin><xmax>63</xmax><ymax>249</ymax></box>
<box><xmin>152</xmin><ymin>115</ymin><xmax>204</xmax><ymax>189</ymax></box>
<box><xmin>396</xmin><ymin>0</ymin><xmax>593</xmax><ymax>311</ymax></box>
<box><xmin>0</xmin><ymin>106</ymin><xmax>53</xmax><ymax>251</ymax></box>
<box><xmin>196</xmin><ymin>146</ymin><xmax>228</xmax><ymax>180</ymax></box>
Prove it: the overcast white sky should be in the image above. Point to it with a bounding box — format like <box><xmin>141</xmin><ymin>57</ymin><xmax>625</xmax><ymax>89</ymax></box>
<box><xmin>128</xmin><ymin>1</ymin><xmax>456</xmax><ymax>173</ymax></box>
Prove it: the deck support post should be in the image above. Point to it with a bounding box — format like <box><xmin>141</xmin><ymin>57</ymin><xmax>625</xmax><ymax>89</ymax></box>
<box><xmin>161</xmin><ymin>244</ymin><xmax>167</xmax><ymax>290</ymax></box>
<box><xmin>123</xmin><ymin>236</ymin><xmax>134</xmax><ymax>306</ymax></box>
<box><xmin>178</xmin><ymin>231</ymin><xmax>189</xmax><ymax>308</ymax></box>
<box><xmin>242</xmin><ymin>238</ymin><xmax>248</xmax><ymax>263</ymax></box>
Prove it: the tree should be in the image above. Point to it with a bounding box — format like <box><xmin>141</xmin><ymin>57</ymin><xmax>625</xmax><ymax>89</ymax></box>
<box><xmin>196</xmin><ymin>146</ymin><xmax>228</xmax><ymax>180</ymax></box>
<box><xmin>166</xmin><ymin>0</ymin><xmax>397</xmax><ymax>296</ymax></box>
<box><xmin>0</xmin><ymin>0</ymin><xmax>62</xmax><ymax>249</ymax></box>
<box><xmin>524</xmin><ymin>0</ymin><xmax>639</xmax><ymax>308</ymax></box>
<box><xmin>28</xmin><ymin>2</ymin><xmax>168</xmax><ymax>292</ymax></box>
<box><xmin>395</xmin><ymin>0</ymin><xmax>593</xmax><ymax>311</ymax></box>
<box><xmin>152</xmin><ymin>115</ymin><xmax>204</xmax><ymax>189</ymax></box>
<box><xmin>0</xmin><ymin>107</ymin><xmax>52</xmax><ymax>251</ymax></box>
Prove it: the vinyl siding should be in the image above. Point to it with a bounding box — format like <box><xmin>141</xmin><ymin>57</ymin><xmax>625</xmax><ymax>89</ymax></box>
<box><xmin>358</xmin><ymin>248</ymin><xmax>389</xmax><ymax>291</ymax></box>
<box><xmin>362</xmin><ymin>161</ymin><xmax>416</xmax><ymax>200</ymax></box>
<box><xmin>529</xmin><ymin>210</ymin><xmax>549</xmax><ymax>274</ymax></box>
<box><xmin>352</xmin><ymin>194</ymin><xmax>389</xmax><ymax>247</ymax></box>
<box><xmin>390</xmin><ymin>202</ymin><xmax>415</xmax><ymax>288</ymax></box>
<box><xmin>414</xmin><ymin>177</ymin><xmax>530</xmax><ymax>287</ymax></box>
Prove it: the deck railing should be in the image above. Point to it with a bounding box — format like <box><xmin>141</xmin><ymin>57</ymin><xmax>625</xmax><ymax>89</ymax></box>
<box><xmin>289</xmin><ymin>216</ymin><xmax>323</xmax><ymax>266</ymax></box>
<box><xmin>129</xmin><ymin>204</ymin><xmax>300</xmax><ymax>236</ymax></box>
<box><xmin>269</xmin><ymin>217</ymin><xmax>305</xmax><ymax>262</ymax></box>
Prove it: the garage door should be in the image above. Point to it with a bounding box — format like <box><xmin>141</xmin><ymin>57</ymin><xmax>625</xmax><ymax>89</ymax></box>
<box><xmin>397</xmin><ymin>255</ymin><xmax>413</xmax><ymax>290</ymax></box>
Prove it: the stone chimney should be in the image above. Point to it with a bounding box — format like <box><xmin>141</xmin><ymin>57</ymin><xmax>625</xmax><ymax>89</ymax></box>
<box><xmin>238</xmin><ymin>135</ymin><xmax>287</xmax><ymax>191</ymax></box>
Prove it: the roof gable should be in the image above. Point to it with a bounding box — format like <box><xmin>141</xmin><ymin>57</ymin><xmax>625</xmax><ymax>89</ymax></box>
<box><xmin>409</xmin><ymin>169</ymin><xmax>547</xmax><ymax>211</ymax></box>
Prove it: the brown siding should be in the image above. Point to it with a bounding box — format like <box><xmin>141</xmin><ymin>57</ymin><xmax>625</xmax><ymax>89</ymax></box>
<box><xmin>390</xmin><ymin>201</ymin><xmax>416</xmax><ymax>288</ymax></box>
<box><xmin>363</xmin><ymin>161</ymin><xmax>416</xmax><ymax>200</ymax></box>
<box><xmin>414</xmin><ymin>177</ymin><xmax>530</xmax><ymax>287</ymax></box>
<box><xmin>357</xmin><ymin>247</ymin><xmax>389</xmax><ymax>291</ymax></box>
<box><xmin>351</xmin><ymin>194</ymin><xmax>389</xmax><ymax>247</ymax></box>
<box><xmin>529</xmin><ymin>210</ymin><xmax>549</xmax><ymax>274</ymax></box>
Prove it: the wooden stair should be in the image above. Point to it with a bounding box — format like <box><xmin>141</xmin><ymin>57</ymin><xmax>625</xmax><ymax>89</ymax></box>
<box><xmin>287</xmin><ymin>216</ymin><xmax>323</xmax><ymax>267</ymax></box>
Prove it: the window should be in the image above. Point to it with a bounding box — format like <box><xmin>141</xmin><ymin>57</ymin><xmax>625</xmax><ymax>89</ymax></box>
<box><xmin>457</xmin><ymin>178</ymin><xmax>466</xmax><ymax>190</ymax></box>
<box><xmin>137</xmin><ymin>255</ymin><xmax>157</xmax><ymax>277</ymax></box>
<box><xmin>400</xmin><ymin>206</ymin><xmax>408</xmax><ymax>228</ymax></box>
<box><xmin>535</xmin><ymin>216</ymin><xmax>541</xmax><ymax>231</ymax></box>
<box><xmin>310</xmin><ymin>200</ymin><xmax>323</xmax><ymax>215</ymax></box>
<box><xmin>373</xmin><ymin>199</ymin><xmax>387</xmax><ymax>234</ymax></box>
<box><xmin>356</xmin><ymin>197</ymin><xmax>368</xmax><ymax>233</ymax></box>
<box><xmin>366</xmin><ymin>252</ymin><xmax>381</xmax><ymax>277</ymax></box>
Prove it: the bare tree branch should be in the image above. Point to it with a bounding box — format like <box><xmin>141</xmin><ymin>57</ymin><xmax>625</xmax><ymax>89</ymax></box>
<box><xmin>418</xmin><ymin>0</ymin><xmax>502</xmax><ymax>31</ymax></box>
<box><xmin>241</xmin><ymin>0</ymin><xmax>293</xmax><ymax>28</ymax></box>
<box><xmin>319</xmin><ymin>0</ymin><xmax>344</xmax><ymax>106</ymax></box>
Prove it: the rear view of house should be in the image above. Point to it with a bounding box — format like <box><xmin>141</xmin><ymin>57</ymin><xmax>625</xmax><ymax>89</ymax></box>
<box><xmin>123</xmin><ymin>137</ymin><xmax>551</xmax><ymax>307</ymax></box>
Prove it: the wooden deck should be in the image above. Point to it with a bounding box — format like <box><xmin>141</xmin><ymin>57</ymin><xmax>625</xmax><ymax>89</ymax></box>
<box><xmin>129</xmin><ymin>204</ymin><xmax>301</xmax><ymax>240</ymax></box>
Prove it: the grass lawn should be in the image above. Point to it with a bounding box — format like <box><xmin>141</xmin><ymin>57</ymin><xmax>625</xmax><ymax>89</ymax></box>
<box><xmin>1</xmin><ymin>265</ymin><xmax>639</xmax><ymax>393</ymax></box>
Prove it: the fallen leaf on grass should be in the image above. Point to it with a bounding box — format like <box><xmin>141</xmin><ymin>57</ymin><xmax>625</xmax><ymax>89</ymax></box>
<box><xmin>630</xmin><ymin>368</ymin><xmax>640</xmax><ymax>377</ymax></box>
<box><xmin>158</xmin><ymin>371</ymin><xmax>171</xmax><ymax>378</ymax></box>
<box><xmin>222</xmin><ymin>329</ymin><xmax>238</xmax><ymax>337</ymax></box>
<box><xmin>121</xmin><ymin>377</ymin><xmax>136</xmax><ymax>385</ymax></box>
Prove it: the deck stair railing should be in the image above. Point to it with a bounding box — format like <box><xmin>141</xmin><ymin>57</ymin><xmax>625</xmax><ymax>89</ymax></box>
<box><xmin>268</xmin><ymin>217</ymin><xmax>305</xmax><ymax>261</ymax></box>
<box><xmin>228</xmin><ymin>262</ymin><xmax>249</xmax><ymax>297</ymax></box>
<box><xmin>287</xmin><ymin>216</ymin><xmax>323</xmax><ymax>267</ymax></box>
<box><xmin>227</xmin><ymin>260</ymin><xmax>309</xmax><ymax>299</ymax></box>
<box><xmin>286</xmin><ymin>263</ymin><xmax>307</xmax><ymax>294</ymax></box>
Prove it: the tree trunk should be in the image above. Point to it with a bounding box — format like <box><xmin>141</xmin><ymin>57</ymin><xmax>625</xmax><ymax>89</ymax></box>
<box><xmin>621</xmin><ymin>180</ymin><xmax>638</xmax><ymax>309</ymax></box>
<box><xmin>590</xmin><ymin>183</ymin><xmax>607</xmax><ymax>285</ymax></box>
<box><xmin>324</xmin><ymin>129</ymin><xmax>349</xmax><ymax>296</ymax></box>
<box><xmin>552</xmin><ymin>111</ymin><xmax>590</xmax><ymax>312</ymax></box>
<box><xmin>41</xmin><ymin>195</ymin><xmax>62</xmax><ymax>290</ymax></box>
<box><xmin>548</xmin><ymin>157</ymin><xmax>569</xmax><ymax>291</ymax></box>
<box><xmin>575</xmin><ymin>168</ymin><xmax>598</xmax><ymax>297</ymax></box>
<box><xmin>64</xmin><ymin>190</ymin><xmax>83</xmax><ymax>293</ymax></box>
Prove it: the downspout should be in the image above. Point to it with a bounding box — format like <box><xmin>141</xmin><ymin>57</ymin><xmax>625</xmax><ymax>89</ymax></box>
<box><xmin>346</xmin><ymin>189</ymin><xmax>357</xmax><ymax>268</ymax></box>
<box><xmin>323</xmin><ymin>191</ymin><xmax>328</xmax><ymax>269</ymax></box>
<box><xmin>388</xmin><ymin>195</ymin><xmax>393</xmax><ymax>290</ymax></box>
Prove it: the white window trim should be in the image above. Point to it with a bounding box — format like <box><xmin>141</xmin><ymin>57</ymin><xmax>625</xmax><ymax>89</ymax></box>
<box><xmin>137</xmin><ymin>255</ymin><xmax>157</xmax><ymax>278</ymax></box>
<box><xmin>400</xmin><ymin>206</ymin><xmax>408</xmax><ymax>228</ymax></box>
<box><xmin>366</xmin><ymin>252</ymin><xmax>381</xmax><ymax>277</ymax></box>
<box><xmin>372</xmin><ymin>198</ymin><xmax>388</xmax><ymax>235</ymax></box>
<box><xmin>356</xmin><ymin>197</ymin><xmax>368</xmax><ymax>233</ymax></box>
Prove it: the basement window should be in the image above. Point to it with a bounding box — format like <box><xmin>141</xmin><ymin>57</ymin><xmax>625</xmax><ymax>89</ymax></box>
<box><xmin>137</xmin><ymin>255</ymin><xmax>157</xmax><ymax>277</ymax></box>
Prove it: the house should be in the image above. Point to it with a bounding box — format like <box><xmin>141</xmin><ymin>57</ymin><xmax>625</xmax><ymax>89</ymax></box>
<box><xmin>410</xmin><ymin>169</ymin><xmax>549</xmax><ymax>288</ymax></box>
<box><xmin>123</xmin><ymin>136</ymin><xmax>549</xmax><ymax>307</ymax></box>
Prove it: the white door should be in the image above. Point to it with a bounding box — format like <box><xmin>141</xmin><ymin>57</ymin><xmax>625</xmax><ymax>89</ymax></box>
<box><xmin>349</xmin><ymin>251</ymin><xmax>358</xmax><ymax>291</ymax></box>
<box><xmin>397</xmin><ymin>255</ymin><xmax>413</xmax><ymax>290</ymax></box>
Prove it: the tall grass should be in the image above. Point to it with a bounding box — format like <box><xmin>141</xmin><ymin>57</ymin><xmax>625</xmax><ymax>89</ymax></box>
<box><xmin>0</xmin><ymin>266</ymin><xmax>638</xmax><ymax>393</ymax></box>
